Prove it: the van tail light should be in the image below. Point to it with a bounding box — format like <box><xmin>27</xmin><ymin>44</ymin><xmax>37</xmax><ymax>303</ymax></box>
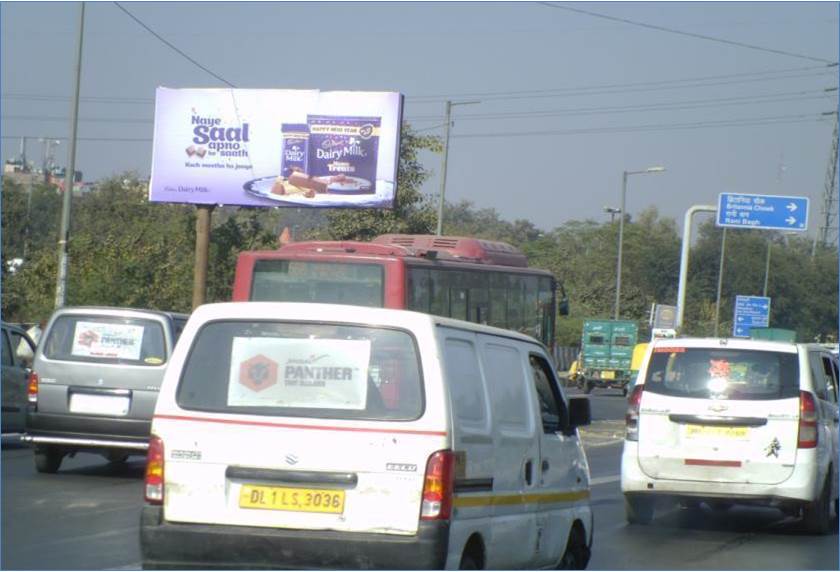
<box><xmin>625</xmin><ymin>385</ymin><xmax>644</xmax><ymax>442</ymax></box>
<box><xmin>798</xmin><ymin>391</ymin><xmax>819</xmax><ymax>449</ymax></box>
<box><xmin>144</xmin><ymin>435</ymin><xmax>165</xmax><ymax>504</ymax></box>
<box><xmin>420</xmin><ymin>450</ymin><xmax>455</xmax><ymax>521</ymax></box>
<box><xmin>27</xmin><ymin>371</ymin><xmax>39</xmax><ymax>405</ymax></box>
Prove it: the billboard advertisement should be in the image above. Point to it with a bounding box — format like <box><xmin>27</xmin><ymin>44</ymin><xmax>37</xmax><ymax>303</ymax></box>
<box><xmin>149</xmin><ymin>88</ymin><xmax>403</xmax><ymax>208</ymax></box>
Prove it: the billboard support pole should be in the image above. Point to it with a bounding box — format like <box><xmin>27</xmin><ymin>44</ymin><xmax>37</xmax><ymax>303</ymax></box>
<box><xmin>192</xmin><ymin>204</ymin><xmax>214</xmax><ymax>310</ymax></box>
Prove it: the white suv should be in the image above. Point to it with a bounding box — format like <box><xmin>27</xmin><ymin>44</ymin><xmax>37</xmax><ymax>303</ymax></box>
<box><xmin>621</xmin><ymin>337</ymin><xmax>839</xmax><ymax>534</ymax></box>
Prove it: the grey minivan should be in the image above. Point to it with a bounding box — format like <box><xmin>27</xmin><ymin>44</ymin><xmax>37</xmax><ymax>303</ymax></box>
<box><xmin>23</xmin><ymin>307</ymin><xmax>188</xmax><ymax>473</ymax></box>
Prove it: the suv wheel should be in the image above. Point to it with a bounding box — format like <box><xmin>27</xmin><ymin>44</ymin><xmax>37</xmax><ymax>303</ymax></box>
<box><xmin>625</xmin><ymin>495</ymin><xmax>654</xmax><ymax>524</ymax></box>
<box><xmin>803</xmin><ymin>474</ymin><xmax>832</xmax><ymax>535</ymax></box>
<box><xmin>34</xmin><ymin>446</ymin><xmax>63</xmax><ymax>474</ymax></box>
<box><xmin>557</xmin><ymin>524</ymin><xmax>589</xmax><ymax>570</ymax></box>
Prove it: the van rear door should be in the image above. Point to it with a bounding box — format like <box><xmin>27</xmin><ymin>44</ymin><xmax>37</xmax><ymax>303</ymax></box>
<box><xmin>637</xmin><ymin>346</ymin><xmax>800</xmax><ymax>485</ymax></box>
<box><xmin>157</xmin><ymin>320</ymin><xmax>441</xmax><ymax>536</ymax></box>
<box><xmin>37</xmin><ymin>313</ymin><xmax>170</xmax><ymax>420</ymax></box>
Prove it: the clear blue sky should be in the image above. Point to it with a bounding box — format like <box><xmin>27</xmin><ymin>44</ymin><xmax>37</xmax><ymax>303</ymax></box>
<box><xmin>2</xmin><ymin>2</ymin><xmax>838</xmax><ymax>234</ymax></box>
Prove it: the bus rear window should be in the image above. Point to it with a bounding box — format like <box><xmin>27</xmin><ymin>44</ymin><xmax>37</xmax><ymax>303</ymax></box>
<box><xmin>43</xmin><ymin>315</ymin><xmax>166</xmax><ymax>366</ymax></box>
<box><xmin>177</xmin><ymin>321</ymin><xmax>424</xmax><ymax>421</ymax></box>
<box><xmin>251</xmin><ymin>260</ymin><xmax>384</xmax><ymax>307</ymax></box>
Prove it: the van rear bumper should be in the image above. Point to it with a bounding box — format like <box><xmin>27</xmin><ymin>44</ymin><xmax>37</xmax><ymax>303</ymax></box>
<box><xmin>140</xmin><ymin>505</ymin><xmax>449</xmax><ymax>570</ymax></box>
<box><xmin>24</xmin><ymin>411</ymin><xmax>151</xmax><ymax>450</ymax></box>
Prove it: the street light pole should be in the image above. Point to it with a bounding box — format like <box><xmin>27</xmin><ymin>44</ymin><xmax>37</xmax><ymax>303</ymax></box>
<box><xmin>54</xmin><ymin>1</ymin><xmax>85</xmax><ymax>309</ymax></box>
<box><xmin>436</xmin><ymin>99</ymin><xmax>479</xmax><ymax>236</ymax></box>
<box><xmin>613</xmin><ymin>166</ymin><xmax>665</xmax><ymax>320</ymax></box>
<box><xmin>604</xmin><ymin>206</ymin><xmax>621</xmax><ymax>224</ymax></box>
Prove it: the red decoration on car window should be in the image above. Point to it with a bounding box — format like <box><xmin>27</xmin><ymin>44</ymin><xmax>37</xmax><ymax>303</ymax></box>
<box><xmin>708</xmin><ymin>359</ymin><xmax>731</xmax><ymax>378</ymax></box>
<box><xmin>239</xmin><ymin>354</ymin><xmax>278</xmax><ymax>392</ymax></box>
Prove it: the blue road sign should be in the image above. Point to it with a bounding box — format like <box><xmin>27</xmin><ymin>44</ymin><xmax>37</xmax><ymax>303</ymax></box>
<box><xmin>717</xmin><ymin>193</ymin><xmax>809</xmax><ymax>231</ymax></box>
<box><xmin>732</xmin><ymin>295</ymin><xmax>771</xmax><ymax>338</ymax></box>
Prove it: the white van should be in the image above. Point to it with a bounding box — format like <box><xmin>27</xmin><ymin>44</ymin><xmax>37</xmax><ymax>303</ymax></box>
<box><xmin>140</xmin><ymin>302</ymin><xmax>593</xmax><ymax>569</ymax></box>
<box><xmin>621</xmin><ymin>337</ymin><xmax>839</xmax><ymax>533</ymax></box>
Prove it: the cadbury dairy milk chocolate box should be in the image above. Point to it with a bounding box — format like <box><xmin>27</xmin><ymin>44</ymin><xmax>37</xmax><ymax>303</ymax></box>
<box><xmin>306</xmin><ymin>115</ymin><xmax>381</xmax><ymax>194</ymax></box>
<box><xmin>280</xmin><ymin>124</ymin><xmax>309</xmax><ymax>178</ymax></box>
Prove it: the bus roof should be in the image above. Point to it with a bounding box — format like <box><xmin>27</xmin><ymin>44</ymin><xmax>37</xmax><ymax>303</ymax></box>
<box><xmin>269</xmin><ymin>234</ymin><xmax>529</xmax><ymax>268</ymax></box>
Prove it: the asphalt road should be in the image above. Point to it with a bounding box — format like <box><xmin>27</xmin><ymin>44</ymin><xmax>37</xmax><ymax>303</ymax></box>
<box><xmin>2</xmin><ymin>389</ymin><xmax>837</xmax><ymax>570</ymax></box>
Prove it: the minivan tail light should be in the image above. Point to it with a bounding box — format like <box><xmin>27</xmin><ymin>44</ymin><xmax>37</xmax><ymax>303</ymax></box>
<box><xmin>145</xmin><ymin>435</ymin><xmax>165</xmax><ymax>504</ymax></box>
<box><xmin>420</xmin><ymin>450</ymin><xmax>455</xmax><ymax>521</ymax></box>
<box><xmin>625</xmin><ymin>385</ymin><xmax>644</xmax><ymax>442</ymax></box>
<box><xmin>798</xmin><ymin>391</ymin><xmax>818</xmax><ymax>449</ymax></box>
<box><xmin>27</xmin><ymin>371</ymin><xmax>39</xmax><ymax>405</ymax></box>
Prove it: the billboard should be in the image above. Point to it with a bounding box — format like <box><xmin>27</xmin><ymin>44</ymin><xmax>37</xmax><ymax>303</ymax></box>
<box><xmin>149</xmin><ymin>88</ymin><xmax>403</xmax><ymax>208</ymax></box>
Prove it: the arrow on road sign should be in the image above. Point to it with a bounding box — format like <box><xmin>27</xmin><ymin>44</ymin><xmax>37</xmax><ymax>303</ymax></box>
<box><xmin>786</xmin><ymin>216</ymin><xmax>796</xmax><ymax>225</ymax></box>
<box><xmin>786</xmin><ymin>203</ymin><xmax>797</xmax><ymax>212</ymax></box>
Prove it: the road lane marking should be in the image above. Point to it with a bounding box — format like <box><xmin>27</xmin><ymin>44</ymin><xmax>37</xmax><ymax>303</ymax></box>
<box><xmin>590</xmin><ymin>474</ymin><xmax>620</xmax><ymax>486</ymax></box>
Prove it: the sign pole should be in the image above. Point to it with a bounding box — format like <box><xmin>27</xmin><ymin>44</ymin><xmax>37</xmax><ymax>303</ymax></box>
<box><xmin>713</xmin><ymin>228</ymin><xmax>727</xmax><ymax>337</ymax></box>
<box><xmin>192</xmin><ymin>205</ymin><xmax>214</xmax><ymax>310</ymax></box>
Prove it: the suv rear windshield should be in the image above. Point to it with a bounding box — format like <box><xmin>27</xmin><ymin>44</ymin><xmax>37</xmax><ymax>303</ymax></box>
<box><xmin>644</xmin><ymin>347</ymin><xmax>800</xmax><ymax>401</ymax></box>
<box><xmin>43</xmin><ymin>315</ymin><xmax>166</xmax><ymax>366</ymax></box>
<box><xmin>177</xmin><ymin>321</ymin><xmax>424</xmax><ymax>421</ymax></box>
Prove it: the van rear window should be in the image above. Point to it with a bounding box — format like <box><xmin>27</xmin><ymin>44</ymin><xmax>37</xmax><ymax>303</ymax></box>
<box><xmin>177</xmin><ymin>321</ymin><xmax>424</xmax><ymax>421</ymax></box>
<box><xmin>43</xmin><ymin>315</ymin><xmax>166</xmax><ymax>366</ymax></box>
<box><xmin>644</xmin><ymin>348</ymin><xmax>799</xmax><ymax>401</ymax></box>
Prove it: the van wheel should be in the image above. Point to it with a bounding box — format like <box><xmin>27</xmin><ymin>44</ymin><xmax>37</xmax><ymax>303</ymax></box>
<box><xmin>557</xmin><ymin>524</ymin><xmax>589</xmax><ymax>570</ymax></box>
<box><xmin>34</xmin><ymin>447</ymin><xmax>63</xmax><ymax>474</ymax></box>
<box><xmin>625</xmin><ymin>495</ymin><xmax>654</xmax><ymax>525</ymax></box>
<box><xmin>803</xmin><ymin>475</ymin><xmax>831</xmax><ymax>534</ymax></box>
<box><xmin>459</xmin><ymin>553</ymin><xmax>479</xmax><ymax>570</ymax></box>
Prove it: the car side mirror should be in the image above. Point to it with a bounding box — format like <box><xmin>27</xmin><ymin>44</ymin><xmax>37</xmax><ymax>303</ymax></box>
<box><xmin>567</xmin><ymin>396</ymin><xmax>591</xmax><ymax>429</ymax></box>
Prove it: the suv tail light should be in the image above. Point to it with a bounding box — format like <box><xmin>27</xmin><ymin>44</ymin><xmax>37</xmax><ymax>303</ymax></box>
<box><xmin>798</xmin><ymin>391</ymin><xmax>818</xmax><ymax>449</ymax></box>
<box><xmin>27</xmin><ymin>371</ymin><xmax>39</xmax><ymax>405</ymax></box>
<box><xmin>625</xmin><ymin>385</ymin><xmax>644</xmax><ymax>441</ymax></box>
<box><xmin>145</xmin><ymin>435</ymin><xmax>165</xmax><ymax>504</ymax></box>
<box><xmin>420</xmin><ymin>450</ymin><xmax>455</xmax><ymax>521</ymax></box>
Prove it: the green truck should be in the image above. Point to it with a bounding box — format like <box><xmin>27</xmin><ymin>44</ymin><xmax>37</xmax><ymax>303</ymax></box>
<box><xmin>576</xmin><ymin>319</ymin><xmax>638</xmax><ymax>395</ymax></box>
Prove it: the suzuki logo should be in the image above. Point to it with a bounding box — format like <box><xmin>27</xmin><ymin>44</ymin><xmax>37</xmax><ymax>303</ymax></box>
<box><xmin>285</xmin><ymin>454</ymin><xmax>299</xmax><ymax>466</ymax></box>
<box><xmin>708</xmin><ymin>403</ymin><xmax>728</xmax><ymax>413</ymax></box>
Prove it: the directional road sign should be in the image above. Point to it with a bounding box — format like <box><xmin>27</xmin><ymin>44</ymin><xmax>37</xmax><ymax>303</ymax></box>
<box><xmin>732</xmin><ymin>295</ymin><xmax>771</xmax><ymax>338</ymax></box>
<box><xmin>717</xmin><ymin>193</ymin><xmax>808</xmax><ymax>231</ymax></box>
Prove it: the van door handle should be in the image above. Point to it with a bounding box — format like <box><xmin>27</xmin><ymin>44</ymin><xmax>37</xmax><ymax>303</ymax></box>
<box><xmin>542</xmin><ymin>460</ymin><xmax>550</xmax><ymax>473</ymax></box>
<box><xmin>524</xmin><ymin>460</ymin><xmax>534</xmax><ymax>486</ymax></box>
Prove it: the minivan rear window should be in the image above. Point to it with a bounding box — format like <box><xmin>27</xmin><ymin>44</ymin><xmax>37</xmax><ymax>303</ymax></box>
<box><xmin>644</xmin><ymin>347</ymin><xmax>799</xmax><ymax>401</ymax></box>
<box><xmin>43</xmin><ymin>315</ymin><xmax>166</xmax><ymax>366</ymax></box>
<box><xmin>177</xmin><ymin>321</ymin><xmax>424</xmax><ymax>421</ymax></box>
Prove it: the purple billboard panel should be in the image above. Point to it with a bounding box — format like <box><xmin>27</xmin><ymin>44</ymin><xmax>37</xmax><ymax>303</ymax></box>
<box><xmin>149</xmin><ymin>88</ymin><xmax>403</xmax><ymax>208</ymax></box>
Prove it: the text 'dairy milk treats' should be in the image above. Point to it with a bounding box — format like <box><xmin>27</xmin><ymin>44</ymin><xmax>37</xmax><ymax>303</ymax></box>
<box><xmin>280</xmin><ymin>124</ymin><xmax>309</xmax><ymax>178</ymax></box>
<box><xmin>307</xmin><ymin>116</ymin><xmax>381</xmax><ymax>194</ymax></box>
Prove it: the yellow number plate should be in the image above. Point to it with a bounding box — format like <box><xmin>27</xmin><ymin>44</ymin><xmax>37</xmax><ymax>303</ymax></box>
<box><xmin>601</xmin><ymin>370</ymin><xmax>615</xmax><ymax>380</ymax></box>
<box><xmin>685</xmin><ymin>425</ymin><xmax>748</xmax><ymax>439</ymax></box>
<box><xmin>239</xmin><ymin>485</ymin><xmax>345</xmax><ymax>514</ymax></box>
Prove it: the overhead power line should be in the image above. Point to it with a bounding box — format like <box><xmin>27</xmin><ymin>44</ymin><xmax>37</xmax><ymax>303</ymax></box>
<box><xmin>113</xmin><ymin>2</ymin><xmax>236</xmax><ymax>88</ymax></box>
<box><xmin>451</xmin><ymin>113</ymin><xmax>832</xmax><ymax>139</ymax></box>
<box><xmin>3</xmin><ymin>65</ymin><xmax>834</xmax><ymax>107</ymax></box>
<box><xmin>6</xmin><ymin>87</ymin><xmax>834</xmax><ymax>126</ymax></box>
<box><xmin>538</xmin><ymin>2</ymin><xmax>837</xmax><ymax>65</ymax></box>
<box><xmin>3</xmin><ymin>112</ymin><xmax>831</xmax><ymax>145</ymax></box>
<box><xmin>407</xmin><ymin>64</ymin><xmax>834</xmax><ymax>102</ymax></box>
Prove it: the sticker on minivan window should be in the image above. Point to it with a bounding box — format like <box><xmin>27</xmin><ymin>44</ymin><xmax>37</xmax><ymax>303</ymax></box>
<box><xmin>71</xmin><ymin>321</ymin><xmax>145</xmax><ymax>360</ymax></box>
<box><xmin>227</xmin><ymin>337</ymin><xmax>371</xmax><ymax>410</ymax></box>
<box><xmin>654</xmin><ymin>347</ymin><xmax>685</xmax><ymax>353</ymax></box>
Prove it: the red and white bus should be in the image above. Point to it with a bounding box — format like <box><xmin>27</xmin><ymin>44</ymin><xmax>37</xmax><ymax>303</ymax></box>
<box><xmin>232</xmin><ymin>234</ymin><xmax>568</xmax><ymax>350</ymax></box>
